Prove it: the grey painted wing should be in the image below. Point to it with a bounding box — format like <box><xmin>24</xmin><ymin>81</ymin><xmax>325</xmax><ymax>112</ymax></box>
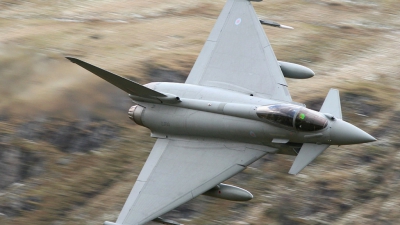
<box><xmin>114</xmin><ymin>138</ymin><xmax>273</xmax><ymax>225</ymax></box>
<box><xmin>185</xmin><ymin>0</ymin><xmax>291</xmax><ymax>101</ymax></box>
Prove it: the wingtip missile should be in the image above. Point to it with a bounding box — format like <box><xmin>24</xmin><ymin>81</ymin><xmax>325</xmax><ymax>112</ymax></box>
<box><xmin>279</xmin><ymin>24</ymin><xmax>294</xmax><ymax>30</ymax></box>
<box><xmin>260</xmin><ymin>19</ymin><xmax>294</xmax><ymax>29</ymax></box>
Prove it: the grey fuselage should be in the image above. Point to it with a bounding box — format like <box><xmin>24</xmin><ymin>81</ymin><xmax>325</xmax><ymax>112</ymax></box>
<box><xmin>130</xmin><ymin>82</ymin><xmax>368</xmax><ymax>154</ymax></box>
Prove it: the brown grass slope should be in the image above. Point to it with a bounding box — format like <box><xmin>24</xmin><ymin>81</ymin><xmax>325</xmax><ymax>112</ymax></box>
<box><xmin>0</xmin><ymin>0</ymin><xmax>399</xmax><ymax>224</ymax></box>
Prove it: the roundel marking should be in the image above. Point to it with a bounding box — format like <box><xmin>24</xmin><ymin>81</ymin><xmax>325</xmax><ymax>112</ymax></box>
<box><xmin>235</xmin><ymin>18</ymin><xmax>242</xmax><ymax>25</ymax></box>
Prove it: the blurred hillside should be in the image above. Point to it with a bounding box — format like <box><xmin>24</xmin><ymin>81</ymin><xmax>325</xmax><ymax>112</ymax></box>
<box><xmin>0</xmin><ymin>0</ymin><xmax>399</xmax><ymax>225</ymax></box>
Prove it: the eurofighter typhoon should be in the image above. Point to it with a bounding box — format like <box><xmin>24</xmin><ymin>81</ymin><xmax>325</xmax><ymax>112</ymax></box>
<box><xmin>67</xmin><ymin>0</ymin><xmax>376</xmax><ymax>224</ymax></box>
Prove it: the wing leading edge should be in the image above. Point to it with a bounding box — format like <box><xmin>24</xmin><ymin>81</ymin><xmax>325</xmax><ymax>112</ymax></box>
<box><xmin>108</xmin><ymin>138</ymin><xmax>275</xmax><ymax>225</ymax></box>
<box><xmin>185</xmin><ymin>0</ymin><xmax>291</xmax><ymax>102</ymax></box>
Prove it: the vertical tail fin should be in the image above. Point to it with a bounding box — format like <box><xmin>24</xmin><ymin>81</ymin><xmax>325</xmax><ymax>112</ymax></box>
<box><xmin>66</xmin><ymin>57</ymin><xmax>166</xmax><ymax>98</ymax></box>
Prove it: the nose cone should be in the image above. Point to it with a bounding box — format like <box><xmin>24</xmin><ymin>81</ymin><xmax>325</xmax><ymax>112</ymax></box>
<box><xmin>330</xmin><ymin>119</ymin><xmax>376</xmax><ymax>145</ymax></box>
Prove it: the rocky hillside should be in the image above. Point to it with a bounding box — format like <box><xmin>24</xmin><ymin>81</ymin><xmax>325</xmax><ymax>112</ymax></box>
<box><xmin>0</xmin><ymin>0</ymin><xmax>399</xmax><ymax>224</ymax></box>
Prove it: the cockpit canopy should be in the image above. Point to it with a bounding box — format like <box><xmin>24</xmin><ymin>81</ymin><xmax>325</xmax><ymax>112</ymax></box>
<box><xmin>256</xmin><ymin>104</ymin><xmax>328</xmax><ymax>131</ymax></box>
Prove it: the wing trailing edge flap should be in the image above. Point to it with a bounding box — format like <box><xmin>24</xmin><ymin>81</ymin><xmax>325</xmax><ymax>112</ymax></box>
<box><xmin>319</xmin><ymin>88</ymin><xmax>342</xmax><ymax>119</ymax></box>
<box><xmin>65</xmin><ymin>57</ymin><xmax>179</xmax><ymax>102</ymax></box>
<box><xmin>112</xmin><ymin>138</ymin><xmax>274</xmax><ymax>225</ymax></box>
<box><xmin>288</xmin><ymin>143</ymin><xmax>330</xmax><ymax>175</ymax></box>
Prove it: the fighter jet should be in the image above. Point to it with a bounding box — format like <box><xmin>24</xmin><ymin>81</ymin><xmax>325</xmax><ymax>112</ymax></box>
<box><xmin>66</xmin><ymin>0</ymin><xmax>376</xmax><ymax>224</ymax></box>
